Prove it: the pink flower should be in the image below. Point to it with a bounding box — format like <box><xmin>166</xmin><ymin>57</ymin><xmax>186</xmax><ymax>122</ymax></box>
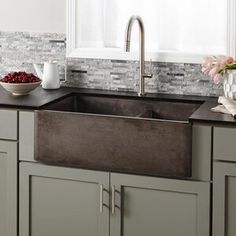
<box><xmin>201</xmin><ymin>55</ymin><xmax>236</xmax><ymax>85</ymax></box>
<box><xmin>213</xmin><ymin>74</ymin><xmax>222</xmax><ymax>84</ymax></box>
<box><xmin>216</xmin><ymin>55</ymin><xmax>227</xmax><ymax>64</ymax></box>
<box><xmin>226</xmin><ymin>56</ymin><xmax>234</xmax><ymax>65</ymax></box>
<box><xmin>215</xmin><ymin>56</ymin><xmax>227</xmax><ymax>70</ymax></box>
<box><xmin>202</xmin><ymin>57</ymin><xmax>213</xmax><ymax>69</ymax></box>
<box><xmin>209</xmin><ymin>66</ymin><xmax>221</xmax><ymax>77</ymax></box>
<box><xmin>201</xmin><ymin>66</ymin><xmax>211</xmax><ymax>74</ymax></box>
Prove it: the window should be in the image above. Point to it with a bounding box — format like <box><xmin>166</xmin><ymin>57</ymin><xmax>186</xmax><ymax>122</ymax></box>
<box><xmin>67</xmin><ymin>0</ymin><xmax>235</xmax><ymax>63</ymax></box>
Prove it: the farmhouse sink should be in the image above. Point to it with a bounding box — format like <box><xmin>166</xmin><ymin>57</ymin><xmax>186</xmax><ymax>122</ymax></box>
<box><xmin>35</xmin><ymin>93</ymin><xmax>202</xmax><ymax>178</ymax></box>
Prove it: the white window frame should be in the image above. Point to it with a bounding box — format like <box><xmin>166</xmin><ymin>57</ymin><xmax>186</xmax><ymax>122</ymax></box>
<box><xmin>67</xmin><ymin>0</ymin><xmax>236</xmax><ymax>64</ymax></box>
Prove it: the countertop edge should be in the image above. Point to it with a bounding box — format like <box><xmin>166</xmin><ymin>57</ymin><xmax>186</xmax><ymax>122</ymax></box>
<box><xmin>0</xmin><ymin>86</ymin><xmax>235</xmax><ymax>125</ymax></box>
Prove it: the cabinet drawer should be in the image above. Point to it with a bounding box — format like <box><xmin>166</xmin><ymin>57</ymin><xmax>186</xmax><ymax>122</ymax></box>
<box><xmin>214</xmin><ymin>127</ymin><xmax>236</xmax><ymax>162</ymax></box>
<box><xmin>0</xmin><ymin>110</ymin><xmax>17</xmax><ymax>140</ymax></box>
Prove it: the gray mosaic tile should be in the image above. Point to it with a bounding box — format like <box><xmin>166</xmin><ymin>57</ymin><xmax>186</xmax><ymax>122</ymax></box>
<box><xmin>0</xmin><ymin>31</ymin><xmax>66</xmax><ymax>80</ymax></box>
<box><xmin>0</xmin><ymin>31</ymin><xmax>223</xmax><ymax>97</ymax></box>
<box><xmin>65</xmin><ymin>58</ymin><xmax>223</xmax><ymax>97</ymax></box>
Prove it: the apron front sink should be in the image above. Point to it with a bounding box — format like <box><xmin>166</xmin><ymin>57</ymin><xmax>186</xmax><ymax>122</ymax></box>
<box><xmin>35</xmin><ymin>93</ymin><xmax>202</xmax><ymax>178</ymax></box>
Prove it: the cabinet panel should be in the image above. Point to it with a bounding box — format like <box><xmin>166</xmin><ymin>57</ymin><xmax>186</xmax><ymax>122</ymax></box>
<box><xmin>122</xmin><ymin>187</ymin><xmax>197</xmax><ymax>236</ymax></box>
<box><xmin>110</xmin><ymin>173</ymin><xmax>210</xmax><ymax>236</ymax></box>
<box><xmin>192</xmin><ymin>125</ymin><xmax>212</xmax><ymax>181</ymax></box>
<box><xmin>0</xmin><ymin>110</ymin><xmax>17</xmax><ymax>140</ymax></box>
<box><xmin>213</xmin><ymin>127</ymin><xmax>236</xmax><ymax>162</ymax></box>
<box><xmin>20</xmin><ymin>163</ymin><xmax>109</xmax><ymax>236</ymax></box>
<box><xmin>0</xmin><ymin>153</ymin><xmax>7</xmax><ymax>236</ymax></box>
<box><xmin>213</xmin><ymin>162</ymin><xmax>236</xmax><ymax>236</ymax></box>
<box><xmin>0</xmin><ymin>141</ymin><xmax>17</xmax><ymax>236</ymax></box>
<box><xmin>19</xmin><ymin>111</ymin><xmax>34</xmax><ymax>161</ymax></box>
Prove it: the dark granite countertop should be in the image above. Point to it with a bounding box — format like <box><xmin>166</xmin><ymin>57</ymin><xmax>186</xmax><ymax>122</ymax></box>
<box><xmin>0</xmin><ymin>86</ymin><xmax>71</xmax><ymax>109</ymax></box>
<box><xmin>0</xmin><ymin>85</ymin><xmax>235</xmax><ymax>125</ymax></box>
<box><xmin>189</xmin><ymin>100</ymin><xmax>236</xmax><ymax>125</ymax></box>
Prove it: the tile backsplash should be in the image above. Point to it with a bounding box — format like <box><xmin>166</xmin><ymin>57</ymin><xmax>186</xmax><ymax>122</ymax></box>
<box><xmin>0</xmin><ymin>31</ymin><xmax>223</xmax><ymax>97</ymax></box>
<box><xmin>65</xmin><ymin>58</ymin><xmax>223</xmax><ymax>96</ymax></box>
<box><xmin>0</xmin><ymin>31</ymin><xmax>66</xmax><ymax>78</ymax></box>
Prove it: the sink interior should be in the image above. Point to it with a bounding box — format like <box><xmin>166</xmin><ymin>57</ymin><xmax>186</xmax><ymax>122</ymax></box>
<box><xmin>44</xmin><ymin>93</ymin><xmax>202</xmax><ymax>122</ymax></box>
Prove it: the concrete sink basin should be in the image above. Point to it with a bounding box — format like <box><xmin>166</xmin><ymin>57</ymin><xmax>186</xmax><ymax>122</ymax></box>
<box><xmin>35</xmin><ymin>93</ymin><xmax>202</xmax><ymax>177</ymax></box>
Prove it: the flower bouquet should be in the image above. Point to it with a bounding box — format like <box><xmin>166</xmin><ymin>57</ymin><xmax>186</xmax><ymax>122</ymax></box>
<box><xmin>202</xmin><ymin>55</ymin><xmax>236</xmax><ymax>84</ymax></box>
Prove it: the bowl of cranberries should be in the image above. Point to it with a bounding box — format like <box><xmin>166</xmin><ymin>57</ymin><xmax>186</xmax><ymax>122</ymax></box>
<box><xmin>0</xmin><ymin>72</ymin><xmax>41</xmax><ymax>95</ymax></box>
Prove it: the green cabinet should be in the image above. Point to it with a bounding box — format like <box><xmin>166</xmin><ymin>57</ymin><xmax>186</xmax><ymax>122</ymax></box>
<box><xmin>213</xmin><ymin>127</ymin><xmax>236</xmax><ymax>162</ymax></box>
<box><xmin>20</xmin><ymin>162</ymin><xmax>210</xmax><ymax>236</ymax></box>
<box><xmin>213</xmin><ymin>162</ymin><xmax>236</xmax><ymax>236</ymax></box>
<box><xmin>0</xmin><ymin>110</ymin><xmax>17</xmax><ymax>140</ymax></box>
<box><xmin>212</xmin><ymin>126</ymin><xmax>236</xmax><ymax>236</ymax></box>
<box><xmin>0</xmin><ymin>141</ymin><xmax>17</xmax><ymax>236</ymax></box>
<box><xmin>110</xmin><ymin>173</ymin><xmax>210</xmax><ymax>236</ymax></box>
<box><xmin>19</xmin><ymin>111</ymin><xmax>35</xmax><ymax>162</ymax></box>
<box><xmin>20</xmin><ymin>162</ymin><xmax>110</xmax><ymax>236</ymax></box>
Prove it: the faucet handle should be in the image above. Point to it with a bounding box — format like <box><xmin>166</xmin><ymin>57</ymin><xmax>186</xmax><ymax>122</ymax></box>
<box><xmin>144</xmin><ymin>59</ymin><xmax>153</xmax><ymax>78</ymax></box>
<box><xmin>144</xmin><ymin>73</ymin><xmax>153</xmax><ymax>78</ymax></box>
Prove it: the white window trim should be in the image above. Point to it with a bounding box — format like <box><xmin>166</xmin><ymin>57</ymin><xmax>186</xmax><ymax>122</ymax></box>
<box><xmin>227</xmin><ymin>0</ymin><xmax>236</xmax><ymax>59</ymax></box>
<box><xmin>67</xmin><ymin>0</ymin><xmax>236</xmax><ymax>64</ymax></box>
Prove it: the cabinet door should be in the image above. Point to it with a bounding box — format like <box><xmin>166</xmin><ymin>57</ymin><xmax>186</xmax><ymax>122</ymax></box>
<box><xmin>110</xmin><ymin>173</ymin><xmax>210</xmax><ymax>236</ymax></box>
<box><xmin>20</xmin><ymin>163</ymin><xmax>109</xmax><ymax>236</ymax></box>
<box><xmin>213</xmin><ymin>162</ymin><xmax>236</xmax><ymax>236</ymax></box>
<box><xmin>0</xmin><ymin>141</ymin><xmax>17</xmax><ymax>236</ymax></box>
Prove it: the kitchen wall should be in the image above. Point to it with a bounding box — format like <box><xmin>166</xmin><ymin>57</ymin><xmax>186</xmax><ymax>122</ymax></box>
<box><xmin>0</xmin><ymin>0</ymin><xmax>66</xmax><ymax>33</ymax></box>
<box><xmin>0</xmin><ymin>0</ymin><xmax>224</xmax><ymax>97</ymax></box>
<box><xmin>0</xmin><ymin>31</ymin><xmax>223</xmax><ymax>97</ymax></box>
<box><xmin>0</xmin><ymin>31</ymin><xmax>66</xmax><ymax>79</ymax></box>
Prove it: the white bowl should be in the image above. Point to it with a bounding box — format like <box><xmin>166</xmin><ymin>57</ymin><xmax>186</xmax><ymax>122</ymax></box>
<box><xmin>0</xmin><ymin>81</ymin><xmax>41</xmax><ymax>95</ymax></box>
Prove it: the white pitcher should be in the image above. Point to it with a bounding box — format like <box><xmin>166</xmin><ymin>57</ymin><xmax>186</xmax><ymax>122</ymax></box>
<box><xmin>33</xmin><ymin>61</ymin><xmax>60</xmax><ymax>89</ymax></box>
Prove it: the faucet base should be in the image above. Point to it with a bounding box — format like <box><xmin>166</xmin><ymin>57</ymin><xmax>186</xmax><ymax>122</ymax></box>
<box><xmin>138</xmin><ymin>92</ymin><xmax>146</xmax><ymax>97</ymax></box>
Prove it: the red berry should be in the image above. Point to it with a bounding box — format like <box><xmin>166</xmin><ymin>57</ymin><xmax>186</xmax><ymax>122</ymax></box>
<box><xmin>0</xmin><ymin>71</ymin><xmax>40</xmax><ymax>83</ymax></box>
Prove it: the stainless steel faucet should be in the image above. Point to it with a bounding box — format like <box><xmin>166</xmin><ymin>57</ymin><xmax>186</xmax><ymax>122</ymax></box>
<box><xmin>124</xmin><ymin>15</ymin><xmax>153</xmax><ymax>96</ymax></box>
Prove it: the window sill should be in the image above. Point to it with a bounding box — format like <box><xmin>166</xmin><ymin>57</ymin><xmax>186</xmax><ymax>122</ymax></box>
<box><xmin>67</xmin><ymin>48</ymin><xmax>206</xmax><ymax>64</ymax></box>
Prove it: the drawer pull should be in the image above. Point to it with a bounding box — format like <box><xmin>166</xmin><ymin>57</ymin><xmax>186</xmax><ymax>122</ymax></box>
<box><xmin>99</xmin><ymin>185</ymin><xmax>109</xmax><ymax>213</ymax></box>
<box><xmin>111</xmin><ymin>186</ymin><xmax>121</xmax><ymax>215</ymax></box>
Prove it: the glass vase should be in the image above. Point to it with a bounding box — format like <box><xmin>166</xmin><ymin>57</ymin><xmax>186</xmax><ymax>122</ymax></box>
<box><xmin>223</xmin><ymin>70</ymin><xmax>236</xmax><ymax>100</ymax></box>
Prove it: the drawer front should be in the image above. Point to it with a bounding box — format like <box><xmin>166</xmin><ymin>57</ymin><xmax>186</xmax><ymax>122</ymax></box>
<box><xmin>0</xmin><ymin>110</ymin><xmax>17</xmax><ymax>140</ymax></box>
<box><xmin>214</xmin><ymin>127</ymin><xmax>236</xmax><ymax>162</ymax></box>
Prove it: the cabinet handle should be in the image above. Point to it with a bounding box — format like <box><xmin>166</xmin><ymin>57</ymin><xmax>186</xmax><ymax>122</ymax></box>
<box><xmin>111</xmin><ymin>186</ymin><xmax>121</xmax><ymax>215</ymax></box>
<box><xmin>99</xmin><ymin>185</ymin><xmax>109</xmax><ymax>213</ymax></box>
<box><xmin>111</xmin><ymin>186</ymin><xmax>116</xmax><ymax>214</ymax></box>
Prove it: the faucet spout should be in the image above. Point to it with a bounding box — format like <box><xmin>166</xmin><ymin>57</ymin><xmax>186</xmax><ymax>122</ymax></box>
<box><xmin>124</xmin><ymin>15</ymin><xmax>153</xmax><ymax>96</ymax></box>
